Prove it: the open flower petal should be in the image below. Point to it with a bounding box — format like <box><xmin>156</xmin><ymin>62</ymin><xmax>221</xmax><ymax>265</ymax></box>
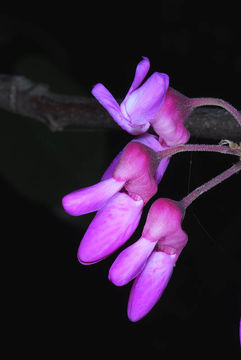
<box><xmin>78</xmin><ymin>193</ymin><xmax>143</xmax><ymax>264</ymax></box>
<box><xmin>62</xmin><ymin>177</ymin><xmax>125</xmax><ymax>216</ymax></box>
<box><xmin>127</xmin><ymin>251</ymin><xmax>174</xmax><ymax>322</ymax></box>
<box><xmin>108</xmin><ymin>237</ymin><xmax>156</xmax><ymax>286</ymax></box>
<box><xmin>91</xmin><ymin>83</ymin><xmax>133</xmax><ymax>133</ymax></box>
<box><xmin>124</xmin><ymin>56</ymin><xmax>150</xmax><ymax>98</ymax></box>
<box><xmin>92</xmin><ymin>83</ymin><xmax>149</xmax><ymax>134</ymax></box>
<box><xmin>122</xmin><ymin>72</ymin><xmax>169</xmax><ymax>126</ymax></box>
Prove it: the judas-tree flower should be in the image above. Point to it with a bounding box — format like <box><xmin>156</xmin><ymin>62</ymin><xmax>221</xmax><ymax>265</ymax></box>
<box><xmin>91</xmin><ymin>57</ymin><xmax>169</xmax><ymax>136</ymax></box>
<box><xmin>108</xmin><ymin>198</ymin><xmax>188</xmax><ymax>322</ymax></box>
<box><xmin>91</xmin><ymin>57</ymin><xmax>190</xmax><ymax>146</ymax></box>
<box><xmin>151</xmin><ymin>87</ymin><xmax>241</xmax><ymax>146</ymax></box>
<box><xmin>62</xmin><ymin>134</ymin><xmax>170</xmax><ymax>265</ymax></box>
<box><xmin>92</xmin><ymin>57</ymin><xmax>241</xmax><ymax>147</ymax></box>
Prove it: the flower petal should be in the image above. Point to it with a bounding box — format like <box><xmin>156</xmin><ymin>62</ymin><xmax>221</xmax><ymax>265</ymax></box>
<box><xmin>150</xmin><ymin>87</ymin><xmax>191</xmax><ymax>146</ymax></box>
<box><xmin>124</xmin><ymin>56</ymin><xmax>150</xmax><ymax>98</ymax></box>
<box><xmin>127</xmin><ymin>251</ymin><xmax>174</xmax><ymax>322</ymax></box>
<box><xmin>91</xmin><ymin>83</ymin><xmax>134</xmax><ymax>133</ymax></box>
<box><xmin>62</xmin><ymin>177</ymin><xmax>125</xmax><ymax>216</ymax></box>
<box><xmin>78</xmin><ymin>193</ymin><xmax>143</xmax><ymax>264</ymax></box>
<box><xmin>108</xmin><ymin>237</ymin><xmax>156</xmax><ymax>286</ymax></box>
<box><xmin>134</xmin><ymin>133</ymin><xmax>170</xmax><ymax>183</ymax></box>
<box><xmin>142</xmin><ymin>198</ymin><xmax>183</xmax><ymax>242</ymax></box>
<box><xmin>122</xmin><ymin>72</ymin><xmax>169</xmax><ymax>126</ymax></box>
<box><xmin>92</xmin><ymin>83</ymin><xmax>149</xmax><ymax>135</ymax></box>
<box><xmin>158</xmin><ymin>228</ymin><xmax>188</xmax><ymax>261</ymax></box>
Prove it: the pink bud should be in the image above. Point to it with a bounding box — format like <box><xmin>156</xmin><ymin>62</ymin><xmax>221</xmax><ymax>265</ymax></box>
<box><xmin>142</xmin><ymin>198</ymin><xmax>184</xmax><ymax>242</ymax></box>
<box><xmin>113</xmin><ymin>141</ymin><xmax>158</xmax><ymax>204</ymax></box>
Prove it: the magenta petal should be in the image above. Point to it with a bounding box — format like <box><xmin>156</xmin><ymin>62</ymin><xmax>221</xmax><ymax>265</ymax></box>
<box><xmin>123</xmin><ymin>72</ymin><xmax>169</xmax><ymax>126</ymax></box>
<box><xmin>91</xmin><ymin>83</ymin><xmax>134</xmax><ymax>133</ymax></box>
<box><xmin>78</xmin><ymin>193</ymin><xmax>143</xmax><ymax>264</ymax></box>
<box><xmin>134</xmin><ymin>133</ymin><xmax>170</xmax><ymax>184</ymax></box>
<box><xmin>62</xmin><ymin>177</ymin><xmax>125</xmax><ymax>216</ymax></box>
<box><xmin>127</xmin><ymin>251</ymin><xmax>174</xmax><ymax>322</ymax></box>
<box><xmin>124</xmin><ymin>57</ymin><xmax>150</xmax><ymax>98</ymax></box>
<box><xmin>158</xmin><ymin>228</ymin><xmax>188</xmax><ymax>261</ymax></box>
<box><xmin>108</xmin><ymin>237</ymin><xmax>156</xmax><ymax>286</ymax></box>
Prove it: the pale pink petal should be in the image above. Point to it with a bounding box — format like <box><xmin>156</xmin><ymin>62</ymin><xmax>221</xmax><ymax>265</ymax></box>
<box><xmin>108</xmin><ymin>237</ymin><xmax>156</xmax><ymax>286</ymax></box>
<box><xmin>77</xmin><ymin>193</ymin><xmax>143</xmax><ymax>264</ymax></box>
<box><xmin>122</xmin><ymin>72</ymin><xmax>169</xmax><ymax>126</ymax></box>
<box><xmin>127</xmin><ymin>251</ymin><xmax>174</xmax><ymax>322</ymax></box>
<box><xmin>62</xmin><ymin>177</ymin><xmax>125</xmax><ymax>216</ymax></box>
<box><xmin>124</xmin><ymin>56</ymin><xmax>150</xmax><ymax>98</ymax></box>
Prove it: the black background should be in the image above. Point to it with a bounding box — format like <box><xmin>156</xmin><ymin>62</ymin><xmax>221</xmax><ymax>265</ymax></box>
<box><xmin>1</xmin><ymin>2</ymin><xmax>240</xmax><ymax>357</ymax></box>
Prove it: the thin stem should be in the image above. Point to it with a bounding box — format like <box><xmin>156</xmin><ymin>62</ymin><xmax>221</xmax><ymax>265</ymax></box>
<box><xmin>191</xmin><ymin>97</ymin><xmax>241</xmax><ymax>128</ymax></box>
<box><xmin>180</xmin><ymin>160</ymin><xmax>241</xmax><ymax>209</ymax></box>
<box><xmin>158</xmin><ymin>144</ymin><xmax>241</xmax><ymax>160</ymax></box>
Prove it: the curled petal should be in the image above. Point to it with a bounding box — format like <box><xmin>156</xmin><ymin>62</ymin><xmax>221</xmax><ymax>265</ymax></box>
<box><xmin>124</xmin><ymin>56</ymin><xmax>150</xmax><ymax>98</ymax></box>
<box><xmin>122</xmin><ymin>72</ymin><xmax>169</xmax><ymax>126</ymax></box>
<box><xmin>78</xmin><ymin>193</ymin><xmax>143</xmax><ymax>264</ymax></box>
<box><xmin>108</xmin><ymin>237</ymin><xmax>156</xmax><ymax>286</ymax></box>
<box><xmin>62</xmin><ymin>177</ymin><xmax>125</xmax><ymax>216</ymax></box>
<box><xmin>127</xmin><ymin>251</ymin><xmax>174</xmax><ymax>322</ymax></box>
<box><xmin>91</xmin><ymin>83</ymin><xmax>132</xmax><ymax>133</ymax></box>
<box><xmin>92</xmin><ymin>83</ymin><xmax>148</xmax><ymax>135</ymax></box>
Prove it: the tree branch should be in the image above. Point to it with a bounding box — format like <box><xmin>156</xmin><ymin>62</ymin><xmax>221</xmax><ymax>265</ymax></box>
<box><xmin>0</xmin><ymin>74</ymin><xmax>241</xmax><ymax>140</ymax></box>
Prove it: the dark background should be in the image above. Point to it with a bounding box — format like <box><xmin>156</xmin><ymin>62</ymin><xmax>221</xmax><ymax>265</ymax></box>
<box><xmin>1</xmin><ymin>2</ymin><xmax>240</xmax><ymax>358</ymax></box>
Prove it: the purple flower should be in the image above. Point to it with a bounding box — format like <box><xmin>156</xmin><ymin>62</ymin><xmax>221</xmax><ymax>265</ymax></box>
<box><xmin>62</xmin><ymin>134</ymin><xmax>170</xmax><ymax>265</ymax></box>
<box><xmin>109</xmin><ymin>198</ymin><xmax>188</xmax><ymax>322</ymax></box>
<box><xmin>91</xmin><ymin>57</ymin><xmax>169</xmax><ymax>136</ymax></box>
<box><xmin>91</xmin><ymin>57</ymin><xmax>193</xmax><ymax>146</ymax></box>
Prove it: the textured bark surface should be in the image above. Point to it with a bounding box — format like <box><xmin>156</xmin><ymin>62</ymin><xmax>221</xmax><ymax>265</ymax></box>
<box><xmin>0</xmin><ymin>74</ymin><xmax>241</xmax><ymax>140</ymax></box>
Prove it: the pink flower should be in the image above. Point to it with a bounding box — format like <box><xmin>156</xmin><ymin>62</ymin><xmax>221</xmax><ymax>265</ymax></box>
<box><xmin>108</xmin><ymin>198</ymin><xmax>188</xmax><ymax>322</ymax></box>
<box><xmin>91</xmin><ymin>57</ymin><xmax>169</xmax><ymax>136</ymax></box>
<box><xmin>62</xmin><ymin>134</ymin><xmax>170</xmax><ymax>265</ymax></box>
<box><xmin>91</xmin><ymin>57</ymin><xmax>193</xmax><ymax>146</ymax></box>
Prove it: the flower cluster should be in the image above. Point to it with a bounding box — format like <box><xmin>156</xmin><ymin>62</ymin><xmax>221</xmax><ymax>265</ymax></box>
<box><xmin>91</xmin><ymin>56</ymin><xmax>191</xmax><ymax>146</ymax></box>
<box><xmin>63</xmin><ymin>133</ymin><xmax>170</xmax><ymax>266</ymax></box>
<box><xmin>62</xmin><ymin>57</ymin><xmax>241</xmax><ymax>323</ymax></box>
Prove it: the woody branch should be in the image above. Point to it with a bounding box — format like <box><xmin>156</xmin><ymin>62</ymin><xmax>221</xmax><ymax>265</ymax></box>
<box><xmin>0</xmin><ymin>74</ymin><xmax>241</xmax><ymax>140</ymax></box>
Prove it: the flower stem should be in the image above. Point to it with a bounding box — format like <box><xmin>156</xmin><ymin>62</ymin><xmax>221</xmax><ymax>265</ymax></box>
<box><xmin>158</xmin><ymin>144</ymin><xmax>241</xmax><ymax>160</ymax></box>
<box><xmin>180</xmin><ymin>160</ymin><xmax>241</xmax><ymax>209</ymax></box>
<box><xmin>191</xmin><ymin>97</ymin><xmax>241</xmax><ymax>128</ymax></box>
